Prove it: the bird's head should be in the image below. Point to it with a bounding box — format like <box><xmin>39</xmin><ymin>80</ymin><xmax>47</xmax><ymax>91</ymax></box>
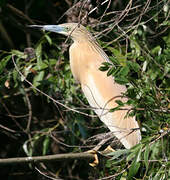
<box><xmin>29</xmin><ymin>23</ymin><xmax>92</xmax><ymax>42</ymax></box>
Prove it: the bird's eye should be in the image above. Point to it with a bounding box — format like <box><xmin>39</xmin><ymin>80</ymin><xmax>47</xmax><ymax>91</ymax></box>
<box><xmin>65</xmin><ymin>27</ymin><xmax>70</xmax><ymax>31</ymax></box>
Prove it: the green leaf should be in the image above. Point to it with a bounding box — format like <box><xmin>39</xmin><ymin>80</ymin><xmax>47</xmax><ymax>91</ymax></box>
<box><xmin>144</xmin><ymin>144</ymin><xmax>150</xmax><ymax>170</ymax></box>
<box><xmin>107</xmin><ymin>67</ymin><xmax>116</xmax><ymax>76</ymax></box>
<box><xmin>130</xmin><ymin>36</ymin><xmax>141</xmax><ymax>56</ymax></box>
<box><xmin>13</xmin><ymin>69</ymin><xmax>18</xmax><ymax>87</ymax></box>
<box><xmin>118</xmin><ymin>66</ymin><xmax>129</xmax><ymax>76</ymax></box>
<box><xmin>128</xmin><ymin>61</ymin><xmax>140</xmax><ymax>72</ymax></box>
<box><xmin>142</xmin><ymin>61</ymin><xmax>148</xmax><ymax>72</ymax></box>
<box><xmin>99</xmin><ymin>65</ymin><xmax>109</xmax><ymax>71</ymax></box>
<box><xmin>77</xmin><ymin>123</ymin><xmax>87</xmax><ymax>139</ymax></box>
<box><xmin>109</xmin><ymin>56</ymin><xmax>119</xmax><ymax>64</ymax></box>
<box><xmin>33</xmin><ymin>61</ymin><xmax>48</xmax><ymax>70</ymax></box>
<box><xmin>108</xmin><ymin>47</ymin><xmax>126</xmax><ymax>65</ymax></box>
<box><xmin>151</xmin><ymin>46</ymin><xmax>162</xmax><ymax>55</ymax></box>
<box><xmin>126</xmin><ymin>144</ymin><xmax>142</xmax><ymax>161</ymax></box>
<box><xmin>109</xmin><ymin>106</ymin><xmax>121</xmax><ymax>112</ymax></box>
<box><xmin>23</xmin><ymin>140</ymin><xmax>33</xmax><ymax>156</ymax></box>
<box><xmin>45</xmin><ymin>34</ymin><xmax>52</xmax><ymax>45</ymax></box>
<box><xmin>114</xmin><ymin>76</ymin><xmax>129</xmax><ymax>84</ymax></box>
<box><xmin>120</xmin><ymin>172</ymin><xmax>128</xmax><ymax>180</ymax></box>
<box><xmin>21</xmin><ymin>64</ymin><xmax>33</xmax><ymax>81</ymax></box>
<box><xmin>35</xmin><ymin>43</ymin><xmax>43</xmax><ymax>70</ymax></box>
<box><xmin>33</xmin><ymin>71</ymin><xmax>45</xmax><ymax>87</ymax></box>
<box><xmin>115</xmin><ymin>100</ymin><xmax>124</xmax><ymax>106</ymax></box>
<box><xmin>127</xmin><ymin>145</ymin><xmax>142</xmax><ymax>179</ymax></box>
<box><xmin>128</xmin><ymin>161</ymin><xmax>140</xmax><ymax>179</ymax></box>
<box><xmin>163</xmin><ymin>32</ymin><xmax>170</xmax><ymax>47</ymax></box>
<box><xmin>43</xmin><ymin>136</ymin><xmax>50</xmax><ymax>155</ymax></box>
<box><xmin>135</xmin><ymin>145</ymin><xmax>142</xmax><ymax>162</ymax></box>
<box><xmin>109</xmin><ymin>156</ymin><xmax>126</xmax><ymax>165</ymax></box>
<box><xmin>108</xmin><ymin>149</ymin><xmax>130</xmax><ymax>160</ymax></box>
<box><xmin>11</xmin><ymin>50</ymin><xmax>25</xmax><ymax>58</ymax></box>
<box><xmin>102</xmin><ymin>62</ymin><xmax>112</xmax><ymax>66</ymax></box>
<box><xmin>49</xmin><ymin>59</ymin><xmax>57</xmax><ymax>66</ymax></box>
<box><xmin>0</xmin><ymin>55</ymin><xmax>11</xmax><ymax>74</ymax></box>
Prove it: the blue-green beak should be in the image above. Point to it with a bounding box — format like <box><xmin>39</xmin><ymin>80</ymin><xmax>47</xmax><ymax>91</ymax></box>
<box><xmin>29</xmin><ymin>25</ymin><xmax>65</xmax><ymax>33</ymax></box>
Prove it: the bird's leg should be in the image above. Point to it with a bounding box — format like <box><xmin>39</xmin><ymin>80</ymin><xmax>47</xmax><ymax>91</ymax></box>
<box><xmin>88</xmin><ymin>150</ymin><xmax>99</xmax><ymax>167</ymax></box>
<box><xmin>87</xmin><ymin>136</ymin><xmax>116</xmax><ymax>167</ymax></box>
<box><xmin>86</xmin><ymin>139</ymin><xmax>107</xmax><ymax>167</ymax></box>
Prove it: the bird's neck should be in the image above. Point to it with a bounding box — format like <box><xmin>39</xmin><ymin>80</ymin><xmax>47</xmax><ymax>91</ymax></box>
<box><xmin>71</xmin><ymin>38</ymin><xmax>110</xmax><ymax>64</ymax></box>
<box><xmin>72</xmin><ymin>33</ymin><xmax>94</xmax><ymax>43</ymax></box>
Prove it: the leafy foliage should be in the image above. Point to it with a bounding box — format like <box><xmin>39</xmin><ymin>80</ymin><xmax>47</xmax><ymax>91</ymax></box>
<box><xmin>0</xmin><ymin>0</ymin><xmax>169</xmax><ymax>179</ymax></box>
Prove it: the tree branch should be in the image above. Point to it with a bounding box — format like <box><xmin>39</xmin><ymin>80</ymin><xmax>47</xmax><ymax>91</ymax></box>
<box><xmin>0</xmin><ymin>152</ymin><xmax>95</xmax><ymax>166</ymax></box>
<box><xmin>6</xmin><ymin>3</ymin><xmax>35</xmax><ymax>24</ymax></box>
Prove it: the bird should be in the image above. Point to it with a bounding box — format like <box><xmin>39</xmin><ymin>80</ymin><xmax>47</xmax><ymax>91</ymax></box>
<box><xmin>30</xmin><ymin>23</ymin><xmax>141</xmax><ymax>149</ymax></box>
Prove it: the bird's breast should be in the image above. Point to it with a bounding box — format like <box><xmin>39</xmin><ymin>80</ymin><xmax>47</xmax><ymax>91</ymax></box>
<box><xmin>69</xmin><ymin>41</ymin><xmax>104</xmax><ymax>83</ymax></box>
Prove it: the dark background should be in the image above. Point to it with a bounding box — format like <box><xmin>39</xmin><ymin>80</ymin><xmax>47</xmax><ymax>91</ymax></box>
<box><xmin>0</xmin><ymin>0</ymin><xmax>169</xmax><ymax>179</ymax></box>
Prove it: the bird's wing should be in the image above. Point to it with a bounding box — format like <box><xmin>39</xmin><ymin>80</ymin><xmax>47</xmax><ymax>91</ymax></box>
<box><xmin>70</xmin><ymin>42</ymin><xmax>141</xmax><ymax>149</ymax></box>
<box><xmin>81</xmin><ymin>71</ymin><xmax>141</xmax><ymax>149</ymax></box>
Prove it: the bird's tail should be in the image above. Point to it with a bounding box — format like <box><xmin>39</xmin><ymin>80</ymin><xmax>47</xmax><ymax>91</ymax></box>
<box><xmin>99</xmin><ymin>109</ymin><xmax>141</xmax><ymax>149</ymax></box>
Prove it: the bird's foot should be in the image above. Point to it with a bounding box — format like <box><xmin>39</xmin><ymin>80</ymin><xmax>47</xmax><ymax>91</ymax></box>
<box><xmin>87</xmin><ymin>150</ymin><xmax>99</xmax><ymax>167</ymax></box>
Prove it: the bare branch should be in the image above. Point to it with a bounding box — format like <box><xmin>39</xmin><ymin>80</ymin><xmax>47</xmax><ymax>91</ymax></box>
<box><xmin>0</xmin><ymin>152</ymin><xmax>95</xmax><ymax>166</ymax></box>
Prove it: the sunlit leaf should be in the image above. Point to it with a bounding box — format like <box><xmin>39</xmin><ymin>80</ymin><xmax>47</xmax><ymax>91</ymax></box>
<box><xmin>11</xmin><ymin>50</ymin><xmax>25</xmax><ymax>58</ymax></box>
<box><xmin>33</xmin><ymin>71</ymin><xmax>45</xmax><ymax>87</ymax></box>
<box><xmin>108</xmin><ymin>47</ymin><xmax>127</xmax><ymax>65</ymax></box>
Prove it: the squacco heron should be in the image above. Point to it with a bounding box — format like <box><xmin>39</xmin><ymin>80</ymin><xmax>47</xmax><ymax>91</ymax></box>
<box><xmin>30</xmin><ymin>23</ymin><xmax>141</xmax><ymax>149</ymax></box>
